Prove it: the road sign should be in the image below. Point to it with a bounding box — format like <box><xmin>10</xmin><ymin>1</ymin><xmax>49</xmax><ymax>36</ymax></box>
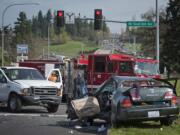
<box><xmin>17</xmin><ymin>44</ymin><xmax>28</xmax><ymax>54</ymax></box>
<box><xmin>127</xmin><ymin>21</ymin><xmax>156</xmax><ymax>27</ymax></box>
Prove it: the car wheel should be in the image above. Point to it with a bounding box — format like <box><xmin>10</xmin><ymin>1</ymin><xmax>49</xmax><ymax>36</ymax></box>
<box><xmin>47</xmin><ymin>104</ymin><xmax>59</xmax><ymax>113</ymax></box>
<box><xmin>8</xmin><ymin>94</ymin><xmax>22</xmax><ymax>112</ymax></box>
<box><xmin>160</xmin><ymin>118</ymin><xmax>173</xmax><ymax>126</ymax></box>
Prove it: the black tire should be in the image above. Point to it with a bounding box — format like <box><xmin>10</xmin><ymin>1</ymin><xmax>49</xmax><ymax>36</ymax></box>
<box><xmin>47</xmin><ymin>104</ymin><xmax>59</xmax><ymax>113</ymax></box>
<box><xmin>8</xmin><ymin>94</ymin><xmax>22</xmax><ymax>112</ymax></box>
<box><xmin>160</xmin><ymin>118</ymin><xmax>174</xmax><ymax>126</ymax></box>
<box><xmin>87</xmin><ymin>118</ymin><xmax>94</xmax><ymax>126</ymax></box>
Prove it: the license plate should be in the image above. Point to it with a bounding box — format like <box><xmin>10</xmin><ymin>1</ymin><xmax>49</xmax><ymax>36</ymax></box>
<box><xmin>148</xmin><ymin>111</ymin><xmax>160</xmax><ymax>118</ymax></box>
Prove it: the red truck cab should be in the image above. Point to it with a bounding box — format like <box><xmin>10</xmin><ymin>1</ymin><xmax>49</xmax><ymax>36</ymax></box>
<box><xmin>87</xmin><ymin>53</ymin><xmax>135</xmax><ymax>90</ymax></box>
<box><xmin>135</xmin><ymin>58</ymin><xmax>160</xmax><ymax>79</ymax></box>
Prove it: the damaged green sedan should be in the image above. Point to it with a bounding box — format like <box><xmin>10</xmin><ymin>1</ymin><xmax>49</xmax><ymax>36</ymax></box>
<box><xmin>68</xmin><ymin>76</ymin><xmax>179</xmax><ymax>127</ymax></box>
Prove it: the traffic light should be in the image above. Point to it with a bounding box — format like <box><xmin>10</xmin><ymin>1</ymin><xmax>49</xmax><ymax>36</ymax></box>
<box><xmin>94</xmin><ymin>9</ymin><xmax>102</xmax><ymax>30</ymax></box>
<box><xmin>57</xmin><ymin>10</ymin><xmax>65</xmax><ymax>27</ymax></box>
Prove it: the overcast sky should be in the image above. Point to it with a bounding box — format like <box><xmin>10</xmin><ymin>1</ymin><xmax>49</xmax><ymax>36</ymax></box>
<box><xmin>0</xmin><ymin>0</ymin><xmax>169</xmax><ymax>33</ymax></box>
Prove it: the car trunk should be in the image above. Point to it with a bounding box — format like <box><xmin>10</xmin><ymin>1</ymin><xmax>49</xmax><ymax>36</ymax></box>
<box><xmin>127</xmin><ymin>87</ymin><xmax>174</xmax><ymax>105</ymax></box>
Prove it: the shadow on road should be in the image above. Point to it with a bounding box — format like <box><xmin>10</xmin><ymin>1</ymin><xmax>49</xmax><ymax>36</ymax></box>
<box><xmin>0</xmin><ymin>106</ymin><xmax>48</xmax><ymax>114</ymax></box>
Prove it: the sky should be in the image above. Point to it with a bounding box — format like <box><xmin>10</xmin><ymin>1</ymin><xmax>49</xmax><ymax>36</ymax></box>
<box><xmin>0</xmin><ymin>0</ymin><xmax>169</xmax><ymax>33</ymax></box>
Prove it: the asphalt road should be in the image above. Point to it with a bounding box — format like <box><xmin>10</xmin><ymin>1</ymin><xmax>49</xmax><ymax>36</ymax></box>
<box><xmin>0</xmin><ymin>104</ymin><xmax>107</xmax><ymax>135</ymax></box>
<box><xmin>0</xmin><ymin>97</ymin><xmax>179</xmax><ymax>135</ymax></box>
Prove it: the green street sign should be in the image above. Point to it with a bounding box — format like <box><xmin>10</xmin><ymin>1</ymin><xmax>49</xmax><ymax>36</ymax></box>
<box><xmin>127</xmin><ymin>21</ymin><xmax>156</xmax><ymax>27</ymax></box>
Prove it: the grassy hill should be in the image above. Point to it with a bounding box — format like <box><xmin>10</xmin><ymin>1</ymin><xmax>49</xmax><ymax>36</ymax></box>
<box><xmin>50</xmin><ymin>41</ymin><xmax>98</xmax><ymax>57</ymax></box>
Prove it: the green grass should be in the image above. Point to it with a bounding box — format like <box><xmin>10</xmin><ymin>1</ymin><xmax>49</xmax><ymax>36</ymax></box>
<box><xmin>110</xmin><ymin>118</ymin><xmax>180</xmax><ymax>135</ymax></box>
<box><xmin>123</xmin><ymin>43</ymin><xmax>142</xmax><ymax>53</ymax></box>
<box><xmin>176</xmin><ymin>80</ymin><xmax>180</xmax><ymax>96</ymax></box>
<box><xmin>50</xmin><ymin>41</ymin><xmax>98</xmax><ymax>57</ymax></box>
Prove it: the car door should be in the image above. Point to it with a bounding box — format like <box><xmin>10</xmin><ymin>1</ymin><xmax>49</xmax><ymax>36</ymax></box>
<box><xmin>0</xmin><ymin>70</ymin><xmax>10</xmax><ymax>102</ymax></box>
<box><xmin>47</xmin><ymin>68</ymin><xmax>63</xmax><ymax>89</ymax></box>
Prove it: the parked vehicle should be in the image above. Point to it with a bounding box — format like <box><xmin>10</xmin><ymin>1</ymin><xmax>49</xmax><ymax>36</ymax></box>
<box><xmin>19</xmin><ymin>59</ymin><xmax>64</xmax><ymax>78</ymax></box>
<box><xmin>19</xmin><ymin>59</ymin><xmax>63</xmax><ymax>95</ymax></box>
<box><xmin>0</xmin><ymin>67</ymin><xmax>62</xmax><ymax>113</ymax></box>
<box><xmin>135</xmin><ymin>58</ymin><xmax>160</xmax><ymax>79</ymax></box>
<box><xmin>68</xmin><ymin>76</ymin><xmax>179</xmax><ymax>126</ymax></box>
<box><xmin>87</xmin><ymin>54</ymin><xmax>135</xmax><ymax>91</ymax></box>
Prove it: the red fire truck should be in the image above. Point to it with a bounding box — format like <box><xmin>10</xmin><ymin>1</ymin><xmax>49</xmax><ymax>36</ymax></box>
<box><xmin>19</xmin><ymin>59</ymin><xmax>65</xmax><ymax>78</ymax></box>
<box><xmin>87</xmin><ymin>53</ymin><xmax>135</xmax><ymax>90</ymax></box>
<box><xmin>135</xmin><ymin>58</ymin><xmax>160</xmax><ymax>79</ymax></box>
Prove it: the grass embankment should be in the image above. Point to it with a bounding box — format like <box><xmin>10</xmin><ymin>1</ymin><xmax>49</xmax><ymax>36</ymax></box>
<box><xmin>175</xmin><ymin>80</ymin><xmax>180</xmax><ymax>96</ymax></box>
<box><xmin>50</xmin><ymin>41</ymin><xmax>98</xmax><ymax>57</ymax></box>
<box><xmin>110</xmin><ymin>119</ymin><xmax>180</xmax><ymax>135</ymax></box>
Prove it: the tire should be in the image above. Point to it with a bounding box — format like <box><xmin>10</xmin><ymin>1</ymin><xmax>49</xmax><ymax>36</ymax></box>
<box><xmin>47</xmin><ymin>104</ymin><xmax>59</xmax><ymax>113</ymax></box>
<box><xmin>8</xmin><ymin>94</ymin><xmax>22</xmax><ymax>112</ymax></box>
<box><xmin>87</xmin><ymin>118</ymin><xmax>94</xmax><ymax>126</ymax></box>
<box><xmin>160</xmin><ymin>118</ymin><xmax>174</xmax><ymax>126</ymax></box>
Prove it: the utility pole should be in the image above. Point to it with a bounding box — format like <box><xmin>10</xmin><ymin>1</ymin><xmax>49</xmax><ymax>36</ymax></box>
<box><xmin>156</xmin><ymin>0</ymin><xmax>160</xmax><ymax>71</ymax></box>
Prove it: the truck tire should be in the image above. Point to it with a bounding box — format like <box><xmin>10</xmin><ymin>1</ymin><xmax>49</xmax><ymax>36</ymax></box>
<box><xmin>47</xmin><ymin>104</ymin><xmax>59</xmax><ymax>113</ymax></box>
<box><xmin>8</xmin><ymin>94</ymin><xmax>22</xmax><ymax>112</ymax></box>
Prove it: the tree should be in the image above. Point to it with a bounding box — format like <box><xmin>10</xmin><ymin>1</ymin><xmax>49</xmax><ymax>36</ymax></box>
<box><xmin>127</xmin><ymin>8</ymin><xmax>167</xmax><ymax>58</ymax></box>
<box><xmin>37</xmin><ymin>10</ymin><xmax>44</xmax><ymax>37</ymax></box>
<box><xmin>162</xmin><ymin>0</ymin><xmax>180</xmax><ymax>73</ymax></box>
<box><xmin>14</xmin><ymin>12</ymin><xmax>32</xmax><ymax>43</ymax></box>
<box><xmin>11</xmin><ymin>12</ymin><xmax>32</xmax><ymax>61</ymax></box>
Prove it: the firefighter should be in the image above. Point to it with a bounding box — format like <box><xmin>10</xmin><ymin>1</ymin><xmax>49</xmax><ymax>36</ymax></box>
<box><xmin>74</xmin><ymin>73</ymin><xmax>88</xmax><ymax>99</ymax></box>
<box><xmin>48</xmin><ymin>71</ymin><xmax>58</xmax><ymax>82</ymax></box>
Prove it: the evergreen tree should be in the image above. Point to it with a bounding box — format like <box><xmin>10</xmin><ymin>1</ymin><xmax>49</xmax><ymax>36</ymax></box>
<box><xmin>162</xmin><ymin>0</ymin><xmax>180</xmax><ymax>72</ymax></box>
<box><xmin>37</xmin><ymin>10</ymin><xmax>44</xmax><ymax>37</ymax></box>
<box><xmin>14</xmin><ymin>12</ymin><xmax>32</xmax><ymax>43</ymax></box>
<box><xmin>12</xmin><ymin>12</ymin><xmax>32</xmax><ymax>60</ymax></box>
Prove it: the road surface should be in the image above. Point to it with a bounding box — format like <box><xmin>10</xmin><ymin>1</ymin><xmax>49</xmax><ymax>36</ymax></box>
<box><xmin>0</xmin><ymin>104</ymin><xmax>107</xmax><ymax>135</ymax></box>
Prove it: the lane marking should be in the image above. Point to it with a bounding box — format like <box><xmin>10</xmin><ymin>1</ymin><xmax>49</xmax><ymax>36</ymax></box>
<box><xmin>0</xmin><ymin>113</ymin><xmax>67</xmax><ymax>118</ymax></box>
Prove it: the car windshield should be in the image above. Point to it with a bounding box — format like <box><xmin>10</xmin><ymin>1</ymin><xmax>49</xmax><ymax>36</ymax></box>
<box><xmin>135</xmin><ymin>62</ymin><xmax>159</xmax><ymax>75</ymax></box>
<box><xmin>4</xmin><ymin>68</ymin><xmax>45</xmax><ymax>80</ymax></box>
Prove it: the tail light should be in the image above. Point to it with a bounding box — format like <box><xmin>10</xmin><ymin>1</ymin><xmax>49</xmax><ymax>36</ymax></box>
<box><xmin>163</xmin><ymin>91</ymin><xmax>177</xmax><ymax>105</ymax></box>
<box><xmin>121</xmin><ymin>98</ymin><xmax>132</xmax><ymax>108</ymax></box>
<box><xmin>163</xmin><ymin>91</ymin><xmax>173</xmax><ymax>100</ymax></box>
<box><xmin>171</xmin><ymin>96</ymin><xmax>177</xmax><ymax>105</ymax></box>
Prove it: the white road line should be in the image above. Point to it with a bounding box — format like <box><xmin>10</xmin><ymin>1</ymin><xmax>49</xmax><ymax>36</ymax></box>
<box><xmin>0</xmin><ymin>113</ymin><xmax>67</xmax><ymax>118</ymax></box>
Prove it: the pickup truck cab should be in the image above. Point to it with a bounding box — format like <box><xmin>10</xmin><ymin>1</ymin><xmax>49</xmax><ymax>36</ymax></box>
<box><xmin>0</xmin><ymin>67</ymin><xmax>61</xmax><ymax>113</ymax></box>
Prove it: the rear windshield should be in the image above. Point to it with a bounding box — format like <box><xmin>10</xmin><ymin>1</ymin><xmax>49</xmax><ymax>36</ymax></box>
<box><xmin>3</xmin><ymin>68</ymin><xmax>45</xmax><ymax>80</ymax></box>
<box><xmin>120</xmin><ymin>79</ymin><xmax>170</xmax><ymax>88</ymax></box>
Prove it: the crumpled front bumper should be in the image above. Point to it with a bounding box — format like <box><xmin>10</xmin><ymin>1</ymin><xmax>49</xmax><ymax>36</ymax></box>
<box><xmin>21</xmin><ymin>95</ymin><xmax>61</xmax><ymax>106</ymax></box>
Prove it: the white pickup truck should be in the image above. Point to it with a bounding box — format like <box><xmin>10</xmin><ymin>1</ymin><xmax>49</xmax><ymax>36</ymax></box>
<box><xmin>0</xmin><ymin>67</ymin><xmax>63</xmax><ymax>113</ymax></box>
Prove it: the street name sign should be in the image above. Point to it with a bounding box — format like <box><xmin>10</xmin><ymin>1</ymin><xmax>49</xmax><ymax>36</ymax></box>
<box><xmin>127</xmin><ymin>21</ymin><xmax>156</xmax><ymax>27</ymax></box>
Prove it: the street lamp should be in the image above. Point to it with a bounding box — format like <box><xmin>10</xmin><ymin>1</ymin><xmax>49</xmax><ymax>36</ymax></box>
<box><xmin>1</xmin><ymin>3</ymin><xmax>39</xmax><ymax>66</ymax></box>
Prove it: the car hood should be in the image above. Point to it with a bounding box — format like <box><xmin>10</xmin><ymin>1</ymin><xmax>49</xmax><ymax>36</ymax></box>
<box><xmin>14</xmin><ymin>80</ymin><xmax>57</xmax><ymax>88</ymax></box>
